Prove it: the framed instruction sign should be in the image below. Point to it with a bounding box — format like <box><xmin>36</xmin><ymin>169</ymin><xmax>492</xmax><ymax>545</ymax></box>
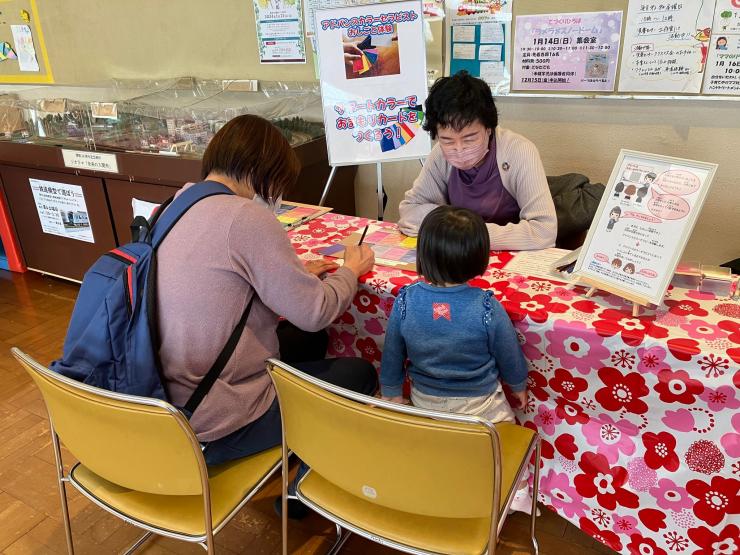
<box><xmin>573</xmin><ymin>150</ymin><xmax>718</xmax><ymax>307</ymax></box>
<box><xmin>314</xmin><ymin>0</ymin><xmax>431</xmax><ymax>166</ymax></box>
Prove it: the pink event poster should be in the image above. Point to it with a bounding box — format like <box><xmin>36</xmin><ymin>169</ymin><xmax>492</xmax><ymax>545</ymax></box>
<box><xmin>513</xmin><ymin>11</ymin><xmax>623</xmax><ymax>91</ymax></box>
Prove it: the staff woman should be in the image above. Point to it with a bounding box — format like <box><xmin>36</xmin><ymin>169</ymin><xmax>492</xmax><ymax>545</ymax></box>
<box><xmin>399</xmin><ymin>71</ymin><xmax>557</xmax><ymax>251</ymax></box>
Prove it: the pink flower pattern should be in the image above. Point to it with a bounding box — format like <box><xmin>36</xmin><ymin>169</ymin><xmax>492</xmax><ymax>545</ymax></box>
<box><xmin>288</xmin><ymin>215</ymin><xmax>740</xmax><ymax>555</ymax></box>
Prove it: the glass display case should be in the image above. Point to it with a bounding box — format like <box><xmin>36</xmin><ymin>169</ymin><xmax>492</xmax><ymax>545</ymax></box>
<box><xmin>1</xmin><ymin>78</ymin><xmax>325</xmax><ymax>156</ymax></box>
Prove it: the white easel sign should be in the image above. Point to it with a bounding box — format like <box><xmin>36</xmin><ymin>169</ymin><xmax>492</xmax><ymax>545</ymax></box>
<box><xmin>573</xmin><ymin>150</ymin><xmax>717</xmax><ymax>307</ymax></box>
<box><xmin>314</xmin><ymin>0</ymin><xmax>432</xmax><ymax>166</ymax></box>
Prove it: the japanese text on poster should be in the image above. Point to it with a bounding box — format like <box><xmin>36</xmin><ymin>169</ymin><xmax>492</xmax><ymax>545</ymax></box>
<box><xmin>29</xmin><ymin>178</ymin><xmax>95</xmax><ymax>243</ymax></box>
<box><xmin>252</xmin><ymin>0</ymin><xmax>306</xmax><ymax>63</ymax></box>
<box><xmin>703</xmin><ymin>0</ymin><xmax>740</xmax><ymax>95</ymax></box>
<box><xmin>445</xmin><ymin>1</ymin><xmax>512</xmax><ymax>94</ymax></box>
<box><xmin>513</xmin><ymin>11</ymin><xmax>623</xmax><ymax>92</ymax></box>
<box><xmin>315</xmin><ymin>1</ymin><xmax>431</xmax><ymax>165</ymax></box>
<box><xmin>574</xmin><ymin>151</ymin><xmax>716</xmax><ymax>306</ymax></box>
<box><xmin>618</xmin><ymin>0</ymin><xmax>716</xmax><ymax>93</ymax></box>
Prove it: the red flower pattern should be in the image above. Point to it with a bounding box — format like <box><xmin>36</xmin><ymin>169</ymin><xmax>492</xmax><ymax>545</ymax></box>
<box><xmin>574</xmin><ymin>452</ymin><xmax>639</xmax><ymax>510</ymax></box>
<box><xmin>665</xmin><ymin>299</ymin><xmax>709</xmax><ymax>317</ymax></box>
<box><xmin>549</xmin><ymin>368</ymin><xmax>588</xmax><ymax>401</ymax></box>
<box><xmin>595</xmin><ymin>367</ymin><xmax>649</xmax><ymax>414</ymax></box>
<box><xmin>356</xmin><ymin>337</ymin><xmax>381</xmax><ymax>363</ymax></box>
<box><xmin>579</xmin><ymin>517</ymin><xmax>624</xmax><ymax>552</ymax></box>
<box><xmin>626</xmin><ymin>533</ymin><xmax>667</xmax><ymax>555</ymax></box>
<box><xmin>555</xmin><ymin>397</ymin><xmax>590</xmax><ymax>425</ymax></box>
<box><xmin>642</xmin><ymin>431</ymin><xmax>680</xmax><ymax>471</ymax></box>
<box><xmin>353</xmin><ymin>289</ymin><xmax>380</xmax><ymax>314</ymax></box>
<box><xmin>593</xmin><ymin>308</ymin><xmax>669</xmax><ymax>347</ymax></box>
<box><xmin>501</xmin><ymin>290</ymin><xmax>568</xmax><ymax>323</ymax></box>
<box><xmin>527</xmin><ymin>370</ymin><xmax>549</xmax><ymax>402</ymax></box>
<box><xmin>686</xmin><ymin>476</ymin><xmax>740</xmax><ymax>526</ymax></box>
<box><xmin>654</xmin><ymin>368</ymin><xmax>704</xmax><ymax>404</ymax></box>
<box><xmin>687</xmin><ymin>523</ymin><xmax>739</xmax><ymax>555</ymax></box>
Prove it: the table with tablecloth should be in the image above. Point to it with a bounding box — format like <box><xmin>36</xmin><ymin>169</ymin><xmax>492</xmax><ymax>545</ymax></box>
<box><xmin>289</xmin><ymin>212</ymin><xmax>740</xmax><ymax>555</ymax></box>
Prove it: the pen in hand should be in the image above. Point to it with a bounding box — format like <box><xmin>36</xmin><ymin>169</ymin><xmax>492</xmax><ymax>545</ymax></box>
<box><xmin>358</xmin><ymin>224</ymin><xmax>369</xmax><ymax>246</ymax></box>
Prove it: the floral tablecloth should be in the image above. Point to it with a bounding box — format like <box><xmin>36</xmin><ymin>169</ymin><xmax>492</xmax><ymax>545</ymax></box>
<box><xmin>289</xmin><ymin>213</ymin><xmax>740</xmax><ymax>555</ymax></box>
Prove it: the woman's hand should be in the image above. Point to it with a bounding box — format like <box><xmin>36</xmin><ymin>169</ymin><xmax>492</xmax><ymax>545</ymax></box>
<box><xmin>343</xmin><ymin>41</ymin><xmax>363</xmax><ymax>70</ymax></box>
<box><xmin>343</xmin><ymin>245</ymin><xmax>374</xmax><ymax>278</ymax></box>
<box><xmin>510</xmin><ymin>389</ymin><xmax>528</xmax><ymax>409</ymax></box>
<box><xmin>304</xmin><ymin>258</ymin><xmax>339</xmax><ymax>277</ymax></box>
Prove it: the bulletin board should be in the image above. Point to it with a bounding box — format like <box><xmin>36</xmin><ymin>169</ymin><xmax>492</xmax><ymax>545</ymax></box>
<box><xmin>0</xmin><ymin>0</ymin><xmax>53</xmax><ymax>83</ymax></box>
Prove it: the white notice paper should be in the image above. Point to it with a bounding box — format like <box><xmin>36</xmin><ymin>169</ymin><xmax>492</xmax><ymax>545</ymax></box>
<box><xmin>504</xmin><ymin>248</ymin><xmax>574</xmax><ymax>282</ymax></box>
<box><xmin>453</xmin><ymin>25</ymin><xmax>476</xmax><ymax>42</ymax></box>
<box><xmin>132</xmin><ymin>198</ymin><xmax>161</xmax><ymax>220</ymax></box>
<box><xmin>452</xmin><ymin>43</ymin><xmax>476</xmax><ymax>60</ymax></box>
<box><xmin>10</xmin><ymin>24</ymin><xmax>39</xmax><ymax>72</ymax></box>
<box><xmin>480</xmin><ymin>22</ymin><xmax>504</xmax><ymax>43</ymax></box>
<box><xmin>479</xmin><ymin>44</ymin><xmax>503</xmax><ymax>61</ymax></box>
<box><xmin>29</xmin><ymin>179</ymin><xmax>95</xmax><ymax>243</ymax></box>
<box><xmin>480</xmin><ymin>61</ymin><xmax>505</xmax><ymax>85</ymax></box>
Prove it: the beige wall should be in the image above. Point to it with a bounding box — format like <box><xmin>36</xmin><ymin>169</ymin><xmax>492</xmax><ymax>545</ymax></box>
<box><xmin>357</xmin><ymin>97</ymin><xmax>740</xmax><ymax>264</ymax></box>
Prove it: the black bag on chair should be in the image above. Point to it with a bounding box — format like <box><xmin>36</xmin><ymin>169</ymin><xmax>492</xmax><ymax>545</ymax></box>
<box><xmin>547</xmin><ymin>173</ymin><xmax>605</xmax><ymax>250</ymax></box>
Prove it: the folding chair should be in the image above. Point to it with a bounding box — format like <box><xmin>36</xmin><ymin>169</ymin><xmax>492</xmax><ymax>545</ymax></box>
<box><xmin>11</xmin><ymin>348</ymin><xmax>281</xmax><ymax>554</ymax></box>
<box><xmin>267</xmin><ymin>358</ymin><xmax>541</xmax><ymax>555</ymax></box>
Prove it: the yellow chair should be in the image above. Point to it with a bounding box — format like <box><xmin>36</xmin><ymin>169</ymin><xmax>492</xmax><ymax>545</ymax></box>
<box><xmin>11</xmin><ymin>348</ymin><xmax>281</xmax><ymax>555</ymax></box>
<box><xmin>267</xmin><ymin>358</ymin><xmax>541</xmax><ymax>555</ymax></box>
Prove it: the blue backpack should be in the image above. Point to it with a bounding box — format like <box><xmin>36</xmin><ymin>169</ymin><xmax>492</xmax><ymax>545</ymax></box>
<box><xmin>51</xmin><ymin>181</ymin><xmax>253</xmax><ymax>415</ymax></box>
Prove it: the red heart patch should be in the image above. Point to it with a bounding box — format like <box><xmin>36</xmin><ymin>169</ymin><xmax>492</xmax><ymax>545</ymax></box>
<box><xmin>638</xmin><ymin>508</ymin><xmax>667</xmax><ymax>532</ymax></box>
<box><xmin>667</xmin><ymin>338</ymin><xmax>701</xmax><ymax>362</ymax></box>
<box><xmin>555</xmin><ymin>434</ymin><xmax>578</xmax><ymax>460</ymax></box>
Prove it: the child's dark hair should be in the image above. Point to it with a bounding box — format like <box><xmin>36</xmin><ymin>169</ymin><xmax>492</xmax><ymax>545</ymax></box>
<box><xmin>417</xmin><ymin>206</ymin><xmax>490</xmax><ymax>285</ymax></box>
<box><xmin>423</xmin><ymin>70</ymin><xmax>498</xmax><ymax>140</ymax></box>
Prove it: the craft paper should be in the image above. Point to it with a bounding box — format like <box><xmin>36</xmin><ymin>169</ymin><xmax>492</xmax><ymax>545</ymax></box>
<box><xmin>513</xmin><ymin>11</ymin><xmax>623</xmax><ymax>92</ymax></box>
<box><xmin>479</xmin><ymin>44</ymin><xmax>502</xmax><ymax>61</ymax></box>
<box><xmin>10</xmin><ymin>25</ymin><xmax>39</xmax><ymax>72</ymax></box>
<box><xmin>480</xmin><ymin>22</ymin><xmax>504</xmax><ymax>43</ymax></box>
<box><xmin>453</xmin><ymin>25</ymin><xmax>476</xmax><ymax>42</ymax></box>
<box><xmin>319</xmin><ymin>226</ymin><xmax>418</xmax><ymax>270</ymax></box>
<box><xmin>452</xmin><ymin>42</ymin><xmax>476</xmax><ymax>60</ymax></box>
<box><xmin>618</xmin><ymin>0</ymin><xmax>715</xmax><ymax>93</ymax></box>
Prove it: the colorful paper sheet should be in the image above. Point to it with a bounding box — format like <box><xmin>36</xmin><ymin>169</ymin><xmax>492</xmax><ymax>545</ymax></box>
<box><xmin>318</xmin><ymin>227</ymin><xmax>418</xmax><ymax>270</ymax></box>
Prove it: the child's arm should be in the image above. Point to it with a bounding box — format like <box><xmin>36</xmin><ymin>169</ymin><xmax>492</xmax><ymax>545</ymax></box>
<box><xmin>487</xmin><ymin>296</ymin><xmax>529</xmax><ymax>394</ymax></box>
<box><xmin>379</xmin><ymin>296</ymin><xmax>407</xmax><ymax>400</ymax></box>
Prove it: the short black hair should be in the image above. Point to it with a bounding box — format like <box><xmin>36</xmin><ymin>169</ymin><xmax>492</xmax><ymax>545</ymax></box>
<box><xmin>423</xmin><ymin>70</ymin><xmax>498</xmax><ymax>140</ymax></box>
<box><xmin>417</xmin><ymin>206</ymin><xmax>490</xmax><ymax>285</ymax></box>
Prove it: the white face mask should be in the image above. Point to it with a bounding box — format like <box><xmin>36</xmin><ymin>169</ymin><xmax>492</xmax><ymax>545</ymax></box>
<box><xmin>253</xmin><ymin>194</ymin><xmax>282</xmax><ymax>214</ymax></box>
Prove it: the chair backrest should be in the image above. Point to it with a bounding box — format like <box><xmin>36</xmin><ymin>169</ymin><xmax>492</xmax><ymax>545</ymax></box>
<box><xmin>12</xmin><ymin>348</ymin><xmax>207</xmax><ymax>496</ymax></box>
<box><xmin>268</xmin><ymin>359</ymin><xmax>500</xmax><ymax>520</ymax></box>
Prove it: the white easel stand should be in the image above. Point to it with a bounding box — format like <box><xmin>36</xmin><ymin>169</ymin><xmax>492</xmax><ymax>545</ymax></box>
<box><xmin>585</xmin><ymin>286</ymin><xmax>644</xmax><ymax>317</ymax></box>
<box><xmin>319</xmin><ymin>158</ymin><xmax>426</xmax><ymax>222</ymax></box>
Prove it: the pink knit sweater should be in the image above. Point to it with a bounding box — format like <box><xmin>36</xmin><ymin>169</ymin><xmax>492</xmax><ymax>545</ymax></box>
<box><xmin>156</xmin><ymin>183</ymin><xmax>357</xmax><ymax>441</ymax></box>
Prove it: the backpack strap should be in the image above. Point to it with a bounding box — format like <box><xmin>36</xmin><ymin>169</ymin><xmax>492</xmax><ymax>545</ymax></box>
<box><xmin>151</xmin><ymin>181</ymin><xmax>234</xmax><ymax>249</ymax></box>
<box><xmin>183</xmin><ymin>294</ymin><xmax>255</xmax><ymax>414</ymax></box>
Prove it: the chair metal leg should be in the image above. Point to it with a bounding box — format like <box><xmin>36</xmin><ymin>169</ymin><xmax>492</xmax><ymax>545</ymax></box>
<box><xmin>122</xmin><ymin>532</ymin><xmax>153</xmax><ymax>555</ymax></box>
<box><xmin>530</xmin><ymin>440</ymin><xmax>542</xmax><ymax>555</ymax></box>
<box><xmin>326</xmin><ymin>524</ymin><xmax>352</xmax><ymax>555</ymax></box>
<box><xmin>50</xmin><ymin>427</ymin><xmax>74</xmax><ymax>555</ymax></box>
<box><xmin>281</xmin><ymin>443</ymin><xmax>290</xmax><ymax>555</ymax></box>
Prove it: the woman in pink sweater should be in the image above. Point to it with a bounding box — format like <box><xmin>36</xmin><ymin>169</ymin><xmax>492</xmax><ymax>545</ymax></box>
<box><xmin>398</xmin><ymin>71</ymin><xmax>557</xmax><ymax>251</ymax></box>
<box><xmin>156</xmin><ymin>115</ymin><xmax>377</xmax><ymax>467</ymax></box>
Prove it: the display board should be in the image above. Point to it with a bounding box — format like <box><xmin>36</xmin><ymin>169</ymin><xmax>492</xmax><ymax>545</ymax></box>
<box><xmin>573</xmin><ymin>150</ymin><xmax>718</xmax><ymax>306</ymax></box>
<box><xmin>314</xmin><ymin>0</ymin><xmax>432</xmax><ymax>166</ymax></box>
<box><xmin>0</xmin><ymin>0</ymin><xmax>53</xmax><ymax>83</ymax></box>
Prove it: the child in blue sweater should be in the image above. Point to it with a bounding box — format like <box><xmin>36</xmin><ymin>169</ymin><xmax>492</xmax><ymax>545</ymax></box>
<box><xmin>380</xmin><ymin>206</ymin><xmax>533</xmax><ymax>513</ymax></box>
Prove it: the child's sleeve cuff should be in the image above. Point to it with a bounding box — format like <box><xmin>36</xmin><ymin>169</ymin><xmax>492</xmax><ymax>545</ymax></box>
<box><xmin>380</xmin><ymin>383</ymin><xmax>403</xmax><ymax>397</ymax></box>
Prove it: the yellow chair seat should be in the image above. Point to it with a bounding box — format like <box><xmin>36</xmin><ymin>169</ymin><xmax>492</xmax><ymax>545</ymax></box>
<box><xmin>296</xmin><ymin>423</ymin><xmax>533</xmax><ymax>555</ymax></box>
<box><xmin>70</xmin><ymin>446</ymin><xmax>281</xmax><ymax>537</ymax></box>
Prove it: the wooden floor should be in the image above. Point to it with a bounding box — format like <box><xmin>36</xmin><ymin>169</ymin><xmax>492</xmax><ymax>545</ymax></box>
<box><xmin>0</xmin><ymin>270</ymin><xmax>616</xmax><ymax>554</ymax></box>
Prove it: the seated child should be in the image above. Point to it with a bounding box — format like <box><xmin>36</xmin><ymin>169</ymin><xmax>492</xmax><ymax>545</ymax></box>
<box><xmin>380</xmin><ymin>205</ymin><xmax>534</xmax><ymax>514</ymax></box>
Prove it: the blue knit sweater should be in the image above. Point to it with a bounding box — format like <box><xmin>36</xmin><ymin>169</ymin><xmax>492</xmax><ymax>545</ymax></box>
<box><xmin>379</xmin><ymin>282</ymin><xmax>528</xmax><ymax>398</ymax></box>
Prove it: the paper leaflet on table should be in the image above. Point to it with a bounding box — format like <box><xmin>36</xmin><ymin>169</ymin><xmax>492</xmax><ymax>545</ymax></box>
<box><xmin>318</xmin><ymin>225</ymin><xmax>418</xmax><ymax>271</ymax></box>
<box><xmin>275</xmin><ymin>201</ymin><xmax>332</xmax><ymax>230</ymax></box>
<box><xmin>503</xmin><ymin>247</ymin><xmax>577</xmax><ymax>283</ymax></box>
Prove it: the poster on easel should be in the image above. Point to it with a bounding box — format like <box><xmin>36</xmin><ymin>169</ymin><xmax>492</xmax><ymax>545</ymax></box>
<box><xmin>618</xmin><ymin>0</ymin><xmax>716</xmax><ymax>93</ymax></box>
<box><xmin>445</xmin><ymin>0</ymin><xmax>512</xmax><ymax>94</ymax></box>
<box><xmin>572</xmin><ymin>150</ymin><xmax>718</xmax><ymax>307</ymax></box>
<box><xmin>512</xmin><ymin>10</ymin><xmax>623</xmax><ymax>92</ymax></box>
<box><xmin>703</xmin><ymin>0</ymin><xmax>740</xmax><ymax>95</ymax></box>
<box><xmin>314</xmin><ymin>0</ymin><xmax>432</xmax><ymax>166</ymax></box>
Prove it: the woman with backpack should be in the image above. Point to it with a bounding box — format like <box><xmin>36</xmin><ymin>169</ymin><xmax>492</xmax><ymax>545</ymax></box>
<box><xmin>155</xmin><ymin>114</ymin><xmax>378</xmax><ymax>467</ymax></box>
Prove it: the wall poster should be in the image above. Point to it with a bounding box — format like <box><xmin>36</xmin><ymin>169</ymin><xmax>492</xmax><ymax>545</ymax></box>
<box><xmin>252</xmin><ymin>0</ymin><xmax>306</xmax><ymax>63</ymax></box>
<box><xmin>445</xmin><ymin>0</ymin><xmax>512</xmax><ymax>94</ymax></box>
<box><xmin>703</xmin><ymin>0</ymin><xmax>740</xmax><ymax>95</ymax></box>
<box><xmin>314</xmin><ymin>0</ymin><xmax>431</xmax><ymax>166</ymax></box>
<box><xmin>513</xmin><ymin>11</ymin><xmax>623</xmax><ymax>92</ymax></box>
<box><xmin>618</xmin><ymin>0</ymin><xmax>716</xmax><ymax>93</ymax></box>
<box><xmin>29</xmin><ymin>178</ymin><xmax>95</xmax><ymax>243</ymax></box>
<box><xmin>573</xmin><ymin>150</ymin><xmax>718</xmax><ymax>306</ymax></box>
